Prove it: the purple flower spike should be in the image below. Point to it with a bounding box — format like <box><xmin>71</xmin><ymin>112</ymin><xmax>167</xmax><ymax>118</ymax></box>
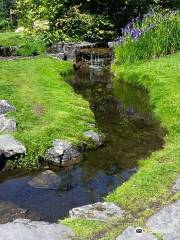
<box><xmin>131</xmin><ymin>28</ymin><xmax>142</xmax><ymax>39</ymax></box>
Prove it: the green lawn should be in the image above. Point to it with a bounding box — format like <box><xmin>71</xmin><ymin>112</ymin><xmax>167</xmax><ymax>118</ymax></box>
<box><xmin>62</xmin><ymin>52</ymin><xmax>180</xmax><ymax>239</ymax></box>
<box><xmin>0</xmin><ymin>57</ymin><xmax>95</xmax><ymax>168</ymax></box>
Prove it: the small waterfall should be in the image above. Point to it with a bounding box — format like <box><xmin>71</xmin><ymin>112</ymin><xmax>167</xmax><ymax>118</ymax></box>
<box><xmin>90</xmin><ymin>52</ymin><xmax>94</xmax><ymax>67</ymax></box>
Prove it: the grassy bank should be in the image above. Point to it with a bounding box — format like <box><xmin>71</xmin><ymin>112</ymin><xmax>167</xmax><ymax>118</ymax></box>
<box><xmin>0</xmin><ymin>57</ymin><xmax>95</xmax><ymax>168</ymax></box>
<box><xmin>0</xmin><ymin>32</ymin><xmax>45</xmax><ymax>56</ymax></box>
<box><xmin>62</xmin><ymin>52</ymin><xmax>180</xmax><ymax>239</ymax></box>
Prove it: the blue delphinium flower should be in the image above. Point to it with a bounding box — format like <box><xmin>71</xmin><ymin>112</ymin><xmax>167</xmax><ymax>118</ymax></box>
<box><xmin>131</xmin><ymin>28</ymin><xmax>142</xmax><ymax>39</ymax></box>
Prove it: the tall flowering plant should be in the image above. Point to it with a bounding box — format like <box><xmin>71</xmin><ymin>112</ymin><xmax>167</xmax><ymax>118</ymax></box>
<box><xmin>115</xmin><ymin>9</ymin><xmax>180</xmax><ymax>65</ymax></box>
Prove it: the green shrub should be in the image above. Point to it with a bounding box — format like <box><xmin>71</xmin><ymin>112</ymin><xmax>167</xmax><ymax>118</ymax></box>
<box><xmin>115</xmin><ymin>9</ymin><xmax>180</xmax><ymax>65</ymax></box>
<box><xmin>0</xmin><ymin>32</ymin><xmax>46</xmax><ymax>56</ymax></box>
<box><xmin>55</xmin><ymin>6</ymin><xmax>116</xmax><ymax>43</ymax></box>
<box><xmin>17</xmin><ymin>36</ymin><xmax>46</xmax><ymax>56</ymax></box>
<box><xmin>0</xmin><ymin>18</ymin><xmax>10</xmax><ymax>31</ymax></box>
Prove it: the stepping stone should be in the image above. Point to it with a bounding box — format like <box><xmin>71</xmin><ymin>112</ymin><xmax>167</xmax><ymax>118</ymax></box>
<box><xmin>69</xmin><ymin>202</ymin><xmax>124</xmax><ymax>222</ymax></box>
<box><xmin>84</xmin><ymin>130</ymin><xmax>103</xmax><ymax>148</ymax></box>
<box><xmin>45</xmin><ymin>140</ymin><xmax>81</xmax><ymax>167</ymax></box>
<box><xmin>0</xmin><ymin>100</ymin><xmax>16</xmax><ymax>114</ymax></box>
<box><xmin>0</xmin><ymin>115</ymin><xmax>16</xmax><ymax>132</ymax></box>
<box><xmin>173</xmin><ymin>175</ymin><xmax>180</xmax><ymax>192</ymax></box>
<box><xmin>0</xmin><ymin>219</ymin><xmax>75</xmax><ymax>240</ymax></box>
<box><xmin>116</xmin><ymin>227</ymin><xmax>157</xmax><ymax>240</ymax></box>
<box><xmin>0</xmin><ymin>135</ymin><xmax>26</xmax><ymax>159</ymax></box>
<box><xmin>28</xmin><ymin>170</ymin><xmax>61</xmax><ymax>190</ymax></box>
<box><xmin>147</xmin><ymin>200</ymin><xmax>180</xmax><ymax>240</ymax></box>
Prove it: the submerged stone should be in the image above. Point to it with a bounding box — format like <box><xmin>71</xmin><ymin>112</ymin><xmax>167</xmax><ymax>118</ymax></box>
<box><xmin>0</xmin><ymin>115</ymin><xmax>16</xmax><ymax>132</ymax></box>
<box><xmin>45</xmin><ymin>140</ymin><xmax>81</xmax><ymax>167</ymax></box>
<box><xmin>0</xmin><ymin>135</ymin><xmax>26</xmax><ymax>159</ymax></box>
<box><xmin>0</xmin><ymin>100</ymin><xmax>16</xmax><ymax>115</ymax></box>
<box><xmin>0</xmin><ymin>219</ymin><xmax>75</xmax><ymax>240</ymax></box>
<box><xmin>146</xmin><ymin>200</ymin><xmax>180</xmax><ymax>240</ymax></box>
<box><xmin>69</xmin><ymin>202</ymin><xmax>124</xmax><ymax>221</ymax></box>
<box><xmin>116</xmin><ymin>227</ymin><xmax>157</xmax><ymax>240</ymax></box>
<box><xmin>28</xmin><ymin>170</ymin><xmax>61</xmax><ymax>190</ymax></box>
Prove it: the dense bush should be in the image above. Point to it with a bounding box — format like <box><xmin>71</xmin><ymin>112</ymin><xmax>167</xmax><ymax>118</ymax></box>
<box><xmin>0</xmin><ymin>18</ymin><xmax>9</xmax><ymax>31</ymax></box>
<box><xmin>43</xmin><ymin>6</ymin><xmax>115</xmax><ymax>44</ymax></box>
<box><xmin>115</xmin><ymin>9</ymin><xmax>180</xmax><ymax>65</ymax></box>
<box><xmin>0</xmin><ymin>0</ymin><xmax>16</xmax><ymax>31</ymax></box>
<box><xmin>0</xmin><ymin>32</ymin><xmax>46</xmax><ymax>56</ymax></box>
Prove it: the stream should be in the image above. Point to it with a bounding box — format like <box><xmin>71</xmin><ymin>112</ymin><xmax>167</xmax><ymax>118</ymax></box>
<box><xmin>0</xmin><ymin>48</ymin><xmax>165</xmax><ymax>223</ymax></box>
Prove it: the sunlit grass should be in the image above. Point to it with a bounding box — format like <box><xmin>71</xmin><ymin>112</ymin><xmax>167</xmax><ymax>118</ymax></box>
<box><xmin>0</xmin><ymin>56</ymin><xmax>95</xmax><ymax>168</ymax></box>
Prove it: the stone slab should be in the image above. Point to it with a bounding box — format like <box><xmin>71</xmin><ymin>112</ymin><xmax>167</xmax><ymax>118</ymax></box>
<box><xmin>0</xmin><ymin>219</ymin><xmax>75</xmax><ymax>240</ymax></box>
<box><xmin>147</xmin><ymin>200</ymin><xmax>180</xmax><ymax>240</ymax></box>
<box><xmin>70</xmin><ymin>202</ymin><xmax>124</xmax><ymax>221</ymax></box>
<box><xmin>173</xmin><ymin>176</ymin><xmax>180</xmax><ymax>192</ymax></box>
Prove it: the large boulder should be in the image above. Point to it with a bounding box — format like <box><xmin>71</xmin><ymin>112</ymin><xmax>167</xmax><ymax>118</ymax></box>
<box><xmin>0</xmin><ymin>100</ymin><xmax>16</xmax><ymax>115</ymax></box>
<box><xmin>0</xmin><ymin>115</ymin><xmax>16</xmax><ymax>132</ymax></box>
<box><xmin>116</xmin><ymin>227</ymin><xmax>157</xmax><ymax>240</ymax></box>
<box><xmin>28</xmin><ymin>170</ymin><xmax>61</xmax><ymax>190</ymax></box>
<box><xmin>0</xmin><ymin>135</ymin><xmax>26</xmax><ymax>159</ymax></box>
<box><xmin>45</xmin><ymin>140</ymin><xmax>81</xmax><ymax>167</ymax></box>
<box><xmin>69</xmin><ymin>202</ymin><xmax>124</xmax><ymax>222</ymax></box>
<box><xmin>0</xmin><ymin>219</ymin><xmax>75</xmax><ymax>240</ymax></box>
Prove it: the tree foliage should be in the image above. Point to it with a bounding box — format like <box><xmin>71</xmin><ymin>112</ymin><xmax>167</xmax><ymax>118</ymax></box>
<box><xmin>13</xmin><ymin>0</ymin><xmax>180</xmax><ymax>42</ymax></box>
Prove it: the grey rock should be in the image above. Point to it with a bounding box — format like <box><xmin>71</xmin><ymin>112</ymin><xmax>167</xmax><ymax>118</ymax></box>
<box><xmin>0</xmin><ymin>219</ymin><xmax>75</xmax><ymax>240</ymax></box>
<box><xmin>28</xmin><ymin>170</ymin><xmax>61</xmax><ymax>190</ymax></box>
<box><xmin>84</xmin><ymin>130</ymin><xmax>103</xmax><ymax>148</ymax></box>
<box><xmin>0</xmin><ymin>135</ymin><xmax>26</xmax><ymax>159</ymax></box>
<box><xmin>69</xmin><ymin>202</ymin><xmax>124</xmax><ymax>221</ymax></box>
<box><xmin>116</xmin><ymin>227</ymin><xmax>157</xmax><ymax>240</ymax></box>
<box><xmin>173</xmin><ymin>175</ymin><xmax>180</xmax><ymax>192</ymax></box>
<box><xmin>0</xmin><ymin>115</ymin><xmax>16</xmax><ymax>132</ymax></box>
<box><xmin>147</xmin><ymin>200</ymin><xmax>180</xmax><ymax>240</ymax></box>
<box><xmin>0</xmin><ymin>100</ymin><xmax>16</xmax><ymax>114</ymax></box>
<box><xmin>45</xmin><ymin>140</ymin><xmax>81</xmax><ymax>167</ymax></box>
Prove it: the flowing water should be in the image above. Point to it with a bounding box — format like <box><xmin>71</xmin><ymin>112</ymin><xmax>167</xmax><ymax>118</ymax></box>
<box><xmin>0</xmin><ymin>49</ymin><xmax>165</xmax><ymax>223</ymax></box>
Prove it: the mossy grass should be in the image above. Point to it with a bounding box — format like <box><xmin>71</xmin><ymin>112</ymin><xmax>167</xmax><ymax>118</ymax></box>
<box><xmin>0</xmin><ymin>32</ymin><xmax>45</xmax><ymax>56</ymax></box>
<box><xmin>62</xmin><ymin>53</ymin><xmax>180</xmax><ymax>239</ymax></box>
<box><xmin>0</xmin><ymin>56</ymin><xmax>96</xmax><ymax>168</ymax></box>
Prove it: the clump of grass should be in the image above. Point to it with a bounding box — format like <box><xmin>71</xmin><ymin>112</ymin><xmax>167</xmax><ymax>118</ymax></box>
<box><xmin>0</xmin><ymin>32</ymin><xmax>46</xmax><ymax>56</ymax></box>
<box><xmin>0</xmin><ymin>57</ymin><xmax>95</xmax><ymax>168</ymax></box>
<box><xmin>115</xmin><ymin>9</ymin><xmax>180</xmax><ymax>65</ymax></box>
